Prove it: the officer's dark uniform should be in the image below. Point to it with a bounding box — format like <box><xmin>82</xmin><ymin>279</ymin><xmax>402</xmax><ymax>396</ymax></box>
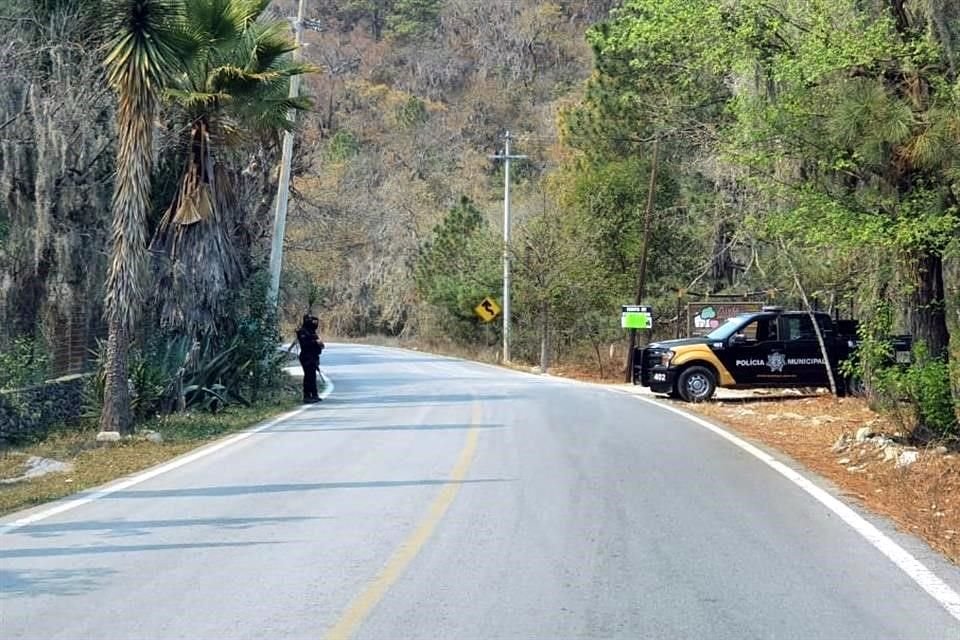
<box><xmin>296</xmin><ymin>315</ymin><xmax>324</xmax><ymax>403</ymax></box>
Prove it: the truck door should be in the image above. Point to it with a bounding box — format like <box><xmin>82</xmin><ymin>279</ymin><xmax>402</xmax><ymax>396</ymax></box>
<box><xmin>714</xmin><ymin>315</ymin><xmax>786</xmax><ymax>385</ymax></box>
<box><xmin>780</xmin><ymin>314</ymin><xmax>831</xmax><ymax>386</ymax></box>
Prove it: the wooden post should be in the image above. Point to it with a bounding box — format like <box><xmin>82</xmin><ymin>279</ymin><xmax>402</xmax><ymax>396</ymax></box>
<box><xmin>625</xmin><ymin>138</ymin><xmax>660</xmax><ymax>382</ymax></box>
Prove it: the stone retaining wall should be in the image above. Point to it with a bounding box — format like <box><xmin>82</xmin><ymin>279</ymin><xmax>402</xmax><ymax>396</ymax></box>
<box><xmin>0</xmin><ymin>374</ymin><xmax>90</xmax><ymax>443</ymax></box>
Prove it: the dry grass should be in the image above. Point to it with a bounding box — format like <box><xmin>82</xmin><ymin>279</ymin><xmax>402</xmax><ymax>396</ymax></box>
<box><xmin>549</xmin><ymin>361</ymin><xmax>624</xmax><ymax>384</ymax></box>
<box><xmin>688</xmin><ymin>396</ymin><xmax>960</xmax><ymax>564</ymax></box>
<box><xmin>0</xmin><ymin>396</ymin><xmax>299</xmax><ymax>517</ymax></box>
<box><xmin>0</xmin><ymin>436</ymin><xmax>195</xmax><ymax>516</ymax></box>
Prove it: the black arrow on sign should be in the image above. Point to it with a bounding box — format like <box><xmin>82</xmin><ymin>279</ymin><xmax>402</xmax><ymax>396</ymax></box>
<box><xmin>482</xmin><ymin>300</ymin><xmax>495</xmax><ymax>315</ymax></box>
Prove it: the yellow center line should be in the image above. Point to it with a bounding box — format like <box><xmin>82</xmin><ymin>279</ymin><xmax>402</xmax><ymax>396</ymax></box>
<box><xmin>323</xmin><ymin>401</ymin><xmax>483</xmax><ymax>640</ymax></box>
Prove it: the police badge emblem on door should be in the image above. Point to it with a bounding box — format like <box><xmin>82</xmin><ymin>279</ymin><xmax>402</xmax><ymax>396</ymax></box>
<box><xmin>767</xmin><ymin>352</ymin><xmax>786</xmax><ymax>373</ymax></box>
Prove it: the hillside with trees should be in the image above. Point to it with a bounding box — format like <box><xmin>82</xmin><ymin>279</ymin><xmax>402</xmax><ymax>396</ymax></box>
<box><xmin>289</xmin><ymin>0</ymin><xmax>960</xmax><ymax>439</ymax></box>
<box><xmin>2</xmin><ymin>0</ymin><xmax>960</xmax><ymax>442</ymax></box>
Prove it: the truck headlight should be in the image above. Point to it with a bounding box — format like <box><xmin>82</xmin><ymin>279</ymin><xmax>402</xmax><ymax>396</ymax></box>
<box><xmin>660</xmin><ymin>350</ymin><xmax>675</xmax><ymax>367</ymax></box>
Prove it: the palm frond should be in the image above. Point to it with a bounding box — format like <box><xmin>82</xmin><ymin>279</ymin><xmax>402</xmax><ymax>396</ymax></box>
<box><xmin>209</xmin><ymin>62</ymin><xmax>319</xmax><ymax>98</ymax></box>
<box><xmin>165</xmin><ymin>88</ymin><xmax>230</xmax><ymax>112</ymax></box>
<box><xmin>212</xmin><ymin>118</ymin><xmax>246</xmax><ymax>147</ymax></box>
<box><xmin>157</xmin><ymin>0</ymin><xmax>318</xmax><ymax>148</ymax></box>
<box><xmin>185</xmin><ymin>0</ymin><xmax>243</xmax><ymax>45</ymax></box>
<box><xmin>208</xmin><ymin>64</ymin><xmax>284</xmax><ymax>90</ymax></box>
<box><xmin>244</xmin><ymin>20</ymin><xmax>299</xmax><ymax>72</ymax></box>
<box><xmin>237</xmin><ymin>0</ymin><xmax>273</xmax><ymax>30</ymax></box>
<box><xmin>103</xmin><ymin>0</ymin><xmax>196</xmax><ymax>94</ymax></box>
<box><xmin>234</xmin><ymin>96</ymin><xmax>314</xmax><ymax>134</ymax></box>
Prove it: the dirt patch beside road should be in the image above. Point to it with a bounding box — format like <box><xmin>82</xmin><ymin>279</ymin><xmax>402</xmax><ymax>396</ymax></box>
<box><xmin>688</xmin><ymin>396</ymin><xmax>960</xmax><ymax>564</ymax></box>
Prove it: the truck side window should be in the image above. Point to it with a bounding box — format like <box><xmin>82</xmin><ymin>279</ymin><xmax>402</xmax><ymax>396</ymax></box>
<box><xmin>737</xmin><ymin>318</ymin><xmax>777</xmax><ymax>343</ymax></box>
<box><xmin>785</xmin><ymin>316</ymin><xmax>816</xmax><ymax>341</ymax></box>
<box><xmin>759</xmin><ymin>318</ymin><xmax>778</xmax><ymax>341</ymax></box>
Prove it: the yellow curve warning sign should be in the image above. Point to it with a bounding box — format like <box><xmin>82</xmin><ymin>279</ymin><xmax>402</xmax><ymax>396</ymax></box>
<box><xmin>474</xmin><ymin>297</ymin><xmax>501</xmax><ymax>323</ymax></box>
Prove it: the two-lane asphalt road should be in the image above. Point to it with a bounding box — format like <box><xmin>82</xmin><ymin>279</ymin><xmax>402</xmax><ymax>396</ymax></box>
<box><xmin>3</xmin><ymin>344</ymin><xmax>960</xmax><ymax>639</ymax></box>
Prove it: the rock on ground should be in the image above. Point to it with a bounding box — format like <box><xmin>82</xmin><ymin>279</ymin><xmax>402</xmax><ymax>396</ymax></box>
<box><xmin>0</xmin><ymin>456</ymin><xmax>73</xmax><ymax>484</ymax></box>
<box><xmin>897</xmin><ymin>450</ymin><xmax>920</xmax><ymax>468</ymax></box>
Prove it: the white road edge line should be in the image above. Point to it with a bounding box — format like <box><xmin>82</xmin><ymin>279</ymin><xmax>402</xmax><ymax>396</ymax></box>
<box><xmin>0</xmin><ymin>375</ymin><xmax>336</xmax><ymax>536</ymax></box>
<box><xmin>372</xmin><ymin>334</ymin><xmax>960</xmax><ymax>620</ymax></box>
<box><xmin>330</xmin><ymin>344</ymin><xmax>960</xmax><ymax>621</ymax></box>
<box><xmin>632</xmin><ymin>394</ymin><xmax>960</xmax><ymax>623</ymax></box>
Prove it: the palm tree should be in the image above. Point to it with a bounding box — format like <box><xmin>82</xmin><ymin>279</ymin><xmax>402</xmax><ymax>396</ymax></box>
<box><xmin>100</xmin><ymin>0</ymin><xmax>193</xmax><ymax>434</ymax></box>
<box><xmin>150</xmin><ymin>0</ymin><xmax>315</xmax><ymax>334</ymax></box>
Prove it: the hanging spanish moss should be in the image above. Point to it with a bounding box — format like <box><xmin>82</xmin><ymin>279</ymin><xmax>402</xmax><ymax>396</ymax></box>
<box><xmin>0</xmin><ymin>1</ymin><xmax>114</xmax><ymax>364</ymax></box>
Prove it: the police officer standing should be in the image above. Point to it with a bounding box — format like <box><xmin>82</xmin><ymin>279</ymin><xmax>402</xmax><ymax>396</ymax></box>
<box><xmin>296</xmin><ymin>314</ymin><xmax>324</xmax><ymax>403</ymax></box>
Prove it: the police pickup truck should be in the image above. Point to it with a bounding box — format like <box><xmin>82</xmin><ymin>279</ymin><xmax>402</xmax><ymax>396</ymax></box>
<box><xmin>633</xmin><ymin>307</ymin><xmax>911</xmax><ymax>402</ymax></box>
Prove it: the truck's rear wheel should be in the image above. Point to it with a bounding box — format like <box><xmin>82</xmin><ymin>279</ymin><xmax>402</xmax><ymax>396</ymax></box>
<box><xmin>678</xmin><ymin>366</ymin><xmax>716</xmax><ymax>402</ymax></box>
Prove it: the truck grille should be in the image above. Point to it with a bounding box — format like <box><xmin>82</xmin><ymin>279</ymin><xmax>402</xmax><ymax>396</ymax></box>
<box><xmin>634</xmin><ymin>347</ymin><xmax>666</xmax><ymax>386</ymax></box>
<box><xmin>632</xmin><ymin>348</ymin><xmax>647</xmax><ymax>385</ymax></box>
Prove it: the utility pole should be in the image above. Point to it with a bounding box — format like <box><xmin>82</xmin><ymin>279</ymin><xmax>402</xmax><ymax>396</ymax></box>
<box><xmin>267</xmin><ymin>0</ymin><xmax>307</xmax><ymax>306</ymax></box>
<box><xmin>490</xmin><ymin>131</ymin><xmax>527</xmax><ymax>363</ymax></box>
<box><xmin>625</xmin><ymin>138</ymin><xmax>660</xmax><ymax>382</ymax></box>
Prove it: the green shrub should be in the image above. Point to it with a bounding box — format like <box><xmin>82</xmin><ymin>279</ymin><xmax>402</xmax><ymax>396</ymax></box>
<box><xmin>395</xmin><ymin>96</ymin><xmax>428</xmax><ymax>128</ymax></box>
<box><xmin>908</xmin><ymin>358</ymin><xmax>955</xmax><ymax>438</ymax></box>
<box><xmin>326</xmin><ymin>130</ymin><xmax>359</xmax><ymax>162</ymax></box>
<box><xmin>84</xmin><ymin>338</ymin><xmax>174</xmax><ymax>421</ymax></box>
<box><xmin>222</xmin><ymin>269</ymin><xmax>287</xmax><ymax>403</ymax></box>
<box><xmin>872</xmin><ymin>342</ymin><xmax>957</xmax><ymax>440</ymax></box>
<box><xmin>128</xmin><ymin>343</ymin><xmax>174</xmax><ymax>420</ymax></box>
<box><xmin>0</xmin><ymin>337</ymin><xmax>49</xmax><ymax>390</ymax></box>
<box><xmin>839</xmin><ymin>301</ymin><xmax>894</xmax><ymax>386</ymax></box>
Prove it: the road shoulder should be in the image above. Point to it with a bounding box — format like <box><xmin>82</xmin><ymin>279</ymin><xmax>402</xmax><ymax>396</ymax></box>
<box><xmin>0</xmin><ymin>376</ymin><xmax>332</xmax><ymax>521</ymax></box>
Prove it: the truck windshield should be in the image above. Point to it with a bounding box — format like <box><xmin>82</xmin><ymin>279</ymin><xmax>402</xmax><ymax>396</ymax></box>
<box><xmin>704</xmin><ymin>316</ymin><xmax>749</xmax><ymax>341</ymax></box>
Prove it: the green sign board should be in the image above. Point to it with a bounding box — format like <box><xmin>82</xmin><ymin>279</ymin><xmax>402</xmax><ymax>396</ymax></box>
<box><xmin>621</xmin><ymin>305</ymin><xmax>653</xmax><ymax>330</ymax></box>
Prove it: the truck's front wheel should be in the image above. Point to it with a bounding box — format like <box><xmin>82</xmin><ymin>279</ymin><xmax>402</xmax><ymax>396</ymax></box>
<box><xmin>678</xmin><ymin>366</ymin><xmax>716</xmax><ymax>402</ymax></box>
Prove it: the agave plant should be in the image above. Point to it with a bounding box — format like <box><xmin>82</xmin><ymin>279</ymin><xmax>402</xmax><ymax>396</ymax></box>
<box><xmin>87</xmin><ymin>330</ymin><xmax>265</xmax><ymax>420</ymax></box>
<box><xmin>150</xmin><ymin>0</ymin><xmax>315</xmax><ymax>333</ymax></box>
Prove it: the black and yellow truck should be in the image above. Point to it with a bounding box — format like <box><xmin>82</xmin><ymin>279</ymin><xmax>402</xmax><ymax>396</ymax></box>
<box><xmin>633</xmin><ymin>307</ymin><xmax>910</xmax><ymax>402</ymax></box>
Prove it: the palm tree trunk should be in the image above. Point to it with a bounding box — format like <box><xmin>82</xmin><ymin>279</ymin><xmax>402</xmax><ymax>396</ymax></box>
<box><xmin>100</xmin><ymin>317</ymin><xmax>132</xmax><ymax>432</ymax></box>
<box><xmin>100</xmin><ymin>83</ymin><xmax>156</xmax><ymax>435</ymax></box>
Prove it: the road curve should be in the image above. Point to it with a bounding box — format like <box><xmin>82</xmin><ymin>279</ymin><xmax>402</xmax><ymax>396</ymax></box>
<box><xmin>2</xmin><ymin>343</ymin><xmax>960</xmax><ymax>639</ymax></box>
